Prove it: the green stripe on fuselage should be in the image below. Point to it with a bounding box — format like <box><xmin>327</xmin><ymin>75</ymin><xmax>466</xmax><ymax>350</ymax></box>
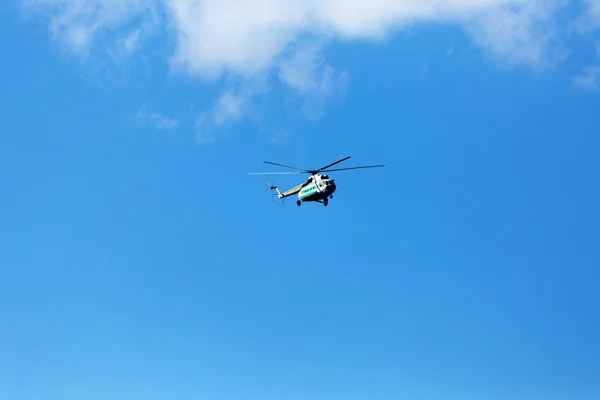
<box><xmin>299</xmin><ymin>183</ymin><xmax>318</xmax><ymax>200</ymax></box>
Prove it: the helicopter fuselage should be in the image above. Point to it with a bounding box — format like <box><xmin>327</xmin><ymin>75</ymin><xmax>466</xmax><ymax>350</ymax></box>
<box><xmin>296</xmin><ymin>174</ymin><xmax>336</xmax><ymax>206</ymax></box>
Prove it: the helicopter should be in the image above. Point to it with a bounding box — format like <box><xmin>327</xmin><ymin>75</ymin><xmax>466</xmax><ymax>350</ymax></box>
<box><xmin>248</xmin><ymin>156</ymin><xmax>385</xmax><ymax>206</ymax></box>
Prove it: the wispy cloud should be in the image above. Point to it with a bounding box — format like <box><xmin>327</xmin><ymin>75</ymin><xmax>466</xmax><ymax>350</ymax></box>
<box><xmin>572</xmin><ymin>39</ymin><xmax>600</xmax><ymax>91</ymax></box>
<box><xmin>22</xmin><ymin>0</ymin><xmax>600</xmax><ymax>142</ymax></box>
<box><xmin>279</xmin><ymin>42</ymin><xmax>332</xmax><ymax>93</ymax></box>
<box><xmin>278</xmin><ymin>42</ymin><xmax>350</xmax><ymax>120</ymax></box>
<box><xmin>573</xmin><ymin>66</ymin><xmax>600</xmax><ymax>90</ymax></box>
<box><xmin>118</xmin><ymin>29</ymin><xmax>142</xmax><ymax>55</ymax></box>
<box><xmin>135</xmin><ymin>109</ymin><xmax>178</xmax><ymax>131</ymax></box>
<box><xmin>23</xmin><ymin>0</ymin><xmax>160</xmax><ymax>58</ymax></box>
<box><xmin>195</xmin><ymin>89</ymin><xmax>252</xmax><ymax>144</ymax></box>
<box><xmin>576</xmin><ymin>0</ymin><xmax>600</xmax><ymax>31</ymax></box>
<box><xmin>464</xmin><ymin>0</ymin><xmax>567</xmax><ymax>68</ymax></box>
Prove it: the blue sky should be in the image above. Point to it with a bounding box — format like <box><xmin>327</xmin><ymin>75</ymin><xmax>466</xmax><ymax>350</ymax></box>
<box><xmin>1</xmin><ymin>1</ymin><xmax>600</xmax><ymax>399</ymax></box>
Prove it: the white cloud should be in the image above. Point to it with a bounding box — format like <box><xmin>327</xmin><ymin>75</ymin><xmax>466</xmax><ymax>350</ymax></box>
<box><xmin>25</xmin><ymin>0</ymin><xmax>587</xmax><ymax>76</ymax></box>
<box><xmin>22</xmin><ymin>0</ymin><xmax>600</xmax><ymax>141</ymax></box>
<box><xmin>165</xmin><ymin>0</ymin><xmax>571</xmax><ymax>80</ymax></box>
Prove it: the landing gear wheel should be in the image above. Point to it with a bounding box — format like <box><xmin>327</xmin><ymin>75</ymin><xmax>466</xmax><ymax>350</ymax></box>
<box><xmin>329</xmin><ymin>195</ymin><xmax>333</xmax><ymax>199</ymax></box>
<box><xmin>297</xmin><ymin>200</ymin><xmax>301</xmax><ymax>206</ymax></box>
<box><xmin>324</xmin><ymin>198</ymin><xmax>328</xmax><ymax>207</ymax></box>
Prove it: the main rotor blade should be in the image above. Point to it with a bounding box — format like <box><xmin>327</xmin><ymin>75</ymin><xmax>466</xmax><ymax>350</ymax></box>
<box><xmin>315</xmin><ymin>156</ymin><xmax>351</xmax><ymax>172</ymax></box>
<box><xmin>320</xmin><ymin>165</ymin><xmax>385</xmax><ymax>172</ymax></box>
<box><xmin>263</xmin><ymin>161</ymin><xmax>310</xmax><ymax>172</ymax></box>
<box><xmin>248</xmin><ymin>172</ymin><xmax>305</xmax><ymax>175</ymax></box>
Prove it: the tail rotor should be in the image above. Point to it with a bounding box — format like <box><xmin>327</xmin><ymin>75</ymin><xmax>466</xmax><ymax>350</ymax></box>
<box><xmin>265</xmin><ymin>179</ymin><xmax>284</xmax><ymax>203</ymax></box>
<box><xmin>266</xmin><ymin>179</ymin><xmax>277</xmax><ymax>201</ymax></box>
